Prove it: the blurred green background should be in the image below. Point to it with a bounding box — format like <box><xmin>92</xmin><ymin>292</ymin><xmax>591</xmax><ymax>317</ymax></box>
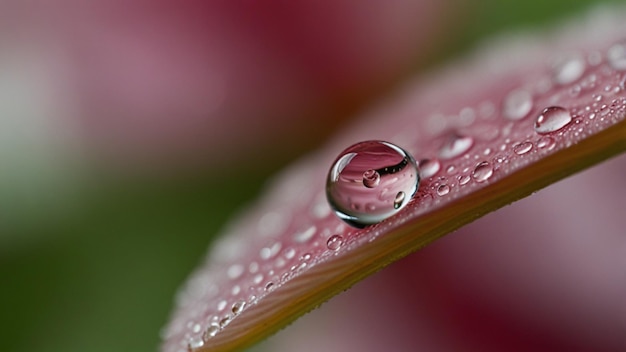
<box><xmin>0</xmin><ymin>1</ymin><xmax>619</xmax><ymax>351</ymax></box>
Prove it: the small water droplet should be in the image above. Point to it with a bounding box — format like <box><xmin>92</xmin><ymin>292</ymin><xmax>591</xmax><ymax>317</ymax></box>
<box><xmin>439</xmin><ymin>134</ymin><xmax>474</xmax><ymax>159</ymax></box>
<box><xmin>534</xmin><ymin>106</ymin><xmax>572</xmax><ymax>134</ymax></box>
<box><xmin>219</xmin><ymin>315</ymin><xmax>232</xmax><ymax>328</ymax></box>
<box><xmin>513</xmin><ymin>141</ymin><xmax>533</xmax><ymax>155</ymax></box>
<box><xmin>607</xmin><ymin>40</ymin><xmax>626</xmax><ymax>71</ymax></box>
<box><xmin>231</xmin><ymin>300</ymin><xmax>246</xmax><ymax>315</ymax></box>
<box><xmin>188</xmin><ymin>337</ymin><xmax>204</xmax><ymax>350</ymax></box>
<box><xmin>458</xmin><ymin>174</ymin><xmax>470</xmax><ymax>185</ymax></box>
<box><xmin>552</xmin><ymin>54</ymin><xmax>585</xmax><ymax>85</ymax></box>
<box><xmin>260</xmin><ymin>241</ymin><xmax>282</xmax><ymax>260</ymax></box>
<box><xmin>265</xmin><ymin>282</ymin><xmax>275</xmax><ymax>292</ymax></box>
<box><xmin>253</xmin><ymin>273</ymin><xmax>264</xmax><ymax>285</ymax></box>
<box><xmin>231</xmin><ymin>285</ymin><xmax>241</xmax><ymax>296</ymax></box>
<box><xmin>436</xmin><ymin>184</ymin><xmax>450</xmax><ymax>196</ymax></box>
<box><xmin>362</xmin><ymin>169</ymin><xmax>381</xmax><ymax>188</ymax></box>
<box><xmin>301</xmin><ymin>253</ymin><xmax>312</xmax><ymax>261</ymax></box>
<box><xmin>227</xmin><ymin>264</ymin><xmax>244</xmax><ymax>280</ymax></box>
<box><xmin>204</xmin><ymin>324</ymin><xmax>220</xmax><ymax>340</ymax></box>
<box><xmin>217</xmin><ymin>300</ymin><xmax>227</xmax><ymax>312</ymax></box>
<box><xmin>248</xmin><ymin>262</ymin><xmax>259</xmax><ymax>274</ymax></box>
<box><xmin>326</xmin><ymin>141</ymin><xmax>419</xmax><ymax>227</ymax></box>
<box><xmin>472</xmin><ymin>162</ymin><xmax>493</xmax><ymax>182</ymax></box>
<box><xmin>503</xmin><ymin>89</ymin><xmax>533</xmax><ymax>120</ymax></box>
<box><xmin>326</xmin><ymin>235</ymin><xmax>344</xmax><ymax>251</ymax></box>
<box><xmin>284</xmin><ymin>247</ymin><xmax>296</xmax><ymax>259</ymax></box>
<box><xmin>393</xmin><ymin>191</ymin><xmax>406</xmax><ymax>209</ymax></box>
<box><xmin>418</xmin><ymin>159</ymin><xmax>440</xmax><ymax>178</ymax></box>
<box><xmin>293</xmin><ymin>225</ymin><xmax>317</xmax><ymax>243</ymax></box>
<box><xmin>537</xmin><ymin>136</ymin><xmax>556</xmax><ymax>150</ymax></box>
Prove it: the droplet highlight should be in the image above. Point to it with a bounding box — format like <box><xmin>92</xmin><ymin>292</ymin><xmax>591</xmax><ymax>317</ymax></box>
<box><xmin>326</xmin><ymin>141</ymin><xmax>420</xmax><ymax>227</ymax></box>
<box><xmin>362</xmin><ymin>169</ymin><xmax>380</xmax><ymax>188</ymax></box>
<box><xmin>534</xmin><ymin>106</ymin><xmax>572</xmax><ymax>134</ymax></box>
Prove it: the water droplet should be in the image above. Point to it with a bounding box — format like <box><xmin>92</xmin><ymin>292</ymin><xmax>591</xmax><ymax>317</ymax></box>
<box><xmin>264</xmin><ymin>282</ymin><xmax>275</xmax><ymax>292</ymax></box>
<box><xmin>472</xmin><ymin>162</ymin><xmax>493</xmax><ymax>182</ymax></box>
<box><xmin>393</xmin><ymin>191</ymin><xmax>406</xmax><ymax>209</ymax></box>
<box><xmin>188</xmin><ymin>337</ymin><xmax>204</xmax><ymax>349</ymax></box>
<box><xmin>219</xmin><ymin>315</ymin><xmax>231</xmax><ymax>328</ymax></box>
<box><xmin>283</xmin><ymin>247</ymin><xmax>296</xmax><ymax>259</ymax></box>
<box><xmin>227</xmin><ymin>264</ymin><xmax>244</xmax><ymax>280</ymax></box>
<box><xmin>231</xmin><ymin>300</ymin><xmax>246</xmax><ymax>315</ymax></box>
<box><xmin>458</xmin><ymin>174</ymin><xmax>470</xmax><ymax>185</ymax></box>
<box><xmin>436</xmin><ymin>184</ymin><xmax>450</xmax><ymax>196</ymax></box>
<box><xmin>301</xmin><ymin>253</ymin><xmax>312</xmax><ymax>261</ymax></box>
<box><xmin>326</xmin><ymin>235</ymin><xmax>344</xmax><ymax>251</ymax></box>
<box><xmin>260</xmin><ymin>241</ymin><xmax>282</xmax><ymax>260</ymax></box>
<box><xmin>293</xmin><ymin>225</ymin><xmax>317</xmax><ymax>243</ymax></box>
<box><xmin>418</xmin><ymin>159</ymin><xmax>440</xmax><ymax>179</ymax></box>
<box><xmin>534</xmin><ymin>106</ymin><xmax>572</xmax><ymax>134</ymax></box>
<box><xmin>513</xmin><ymin>141</ymin><xmax>533</xmax><ymax>155</ymax></box>
<box><xmin>362</xmin><ymin>169</ymin><xmax>381</xmax><ymax>188</ymax></box>
<box><xmin>537</xmin><ymin>136</ymin><xmax>556</xmax><ymax>150</ymax></box>
<box><xmin>217</xmin><ymin>300</ymin><xmax>227</xmax><ymax>312</ymax></box>
<box><xmin>326</xmin><ymin>141</ymin><xmax>419</xmax><ymax>227</ymax></box>
<box><xmin>253</xmin><ymin>273</ymin><xmax>264</xmax><ymax>285</ymax></box>
<box><xmin>552</xmin><ymin>54</ymin><xmax>585</xmax><ymax>85</ymax></box>
<box><xmin>439</xmin><ymin>134</ymin><xmax>474</xmax><ymax>159</ymax></box>
<box><xmin>607</xmin><ymin>40</ymin><xmax>626</xmax><ymax>71</ymax></box>
<box><xmin>503</xmin><ymin>89</ymin><xmax>533</xmax><ymax>120</ymax></box>
<box><xmin>204</xmin><ymin>324</ymin><xmax>220</xmax><ymax>339</ymax></box>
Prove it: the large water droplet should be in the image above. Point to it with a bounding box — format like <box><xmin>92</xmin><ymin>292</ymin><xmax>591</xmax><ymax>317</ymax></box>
<box><xmin>607</xmin><ymin>40</ymin><xmax>626</xmax><ymax>71</ymax></box>
<box><xmin>326</xmin><ymin>141</ymin><xmax>419</xmax><ymax>227</ymax></box>
<box><xmin>503</xmin><ymin>89</ymin><xmax>533</xmax><ymax>120</ymax></box>
<box><xmin>537</xmin><ymin>136</ymin><xmax>556</xmax><ymax>150</ymax></box>
<box><xmin>326</xmin><ymin>235</ymin><xmax>344</xmax><ymax>251</ymax></box>
<box><xmin>472</xmin><ymin>162</ymin><xmax>493</xmax><ymax>182</ymax></box>
<box><xmin>439</xmin><ymin>134</ymin><xmax>474</xmax><ymax>159</ymax></box>
<box><xmin>534</xmin><ymin>106</ymin><xmax>572</xmax><ymax>134</ymax></box>
<box><xmin>418</xmin><ymin>159</ymin><xmax>441</xmax><ymax>179</ymax></box>
<box><xmin>552</xmin><ymin>54</ymin><xmax>585</xmax><ymax>85</ymax></box>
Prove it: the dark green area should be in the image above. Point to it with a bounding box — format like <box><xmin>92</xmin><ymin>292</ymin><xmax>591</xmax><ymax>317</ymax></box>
<box><xmin>0</xmin><ymin>1</ymin><xmax>618</xmax><ymax>351</ymax></box>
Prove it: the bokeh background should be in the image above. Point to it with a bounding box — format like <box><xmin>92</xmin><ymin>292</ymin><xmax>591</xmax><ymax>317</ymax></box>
<box><xmin>0</xmin><ymin>1</ymin><xmax>622</xmax><ymax>351</ymax></box>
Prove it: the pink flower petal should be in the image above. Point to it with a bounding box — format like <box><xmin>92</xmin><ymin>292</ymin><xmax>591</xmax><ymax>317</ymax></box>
<box><xmin>162</xmin><ymin>7</ymin><xmax>626</xmax><ymax>352</ymax></box>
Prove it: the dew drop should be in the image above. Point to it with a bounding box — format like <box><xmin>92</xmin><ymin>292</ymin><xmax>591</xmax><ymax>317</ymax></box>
<box><xmin>439</xmin><ymin>134</ymin><xmax>474</xmax><ymax>159</ymax></box>
<box><xmin>513</xmin><ymin>141</ymin><xmax>533</xmax><ymax>155</ymax></box>
<box><xmin>418</xmin><ymin>159</ymin><xmax>441</xmax><ymax>179</ymax></box>
<box><xmin>362</xmin><ymin>169</ymin><xmax>381</xmax><ymax>188</ymax></box>
<box><xmin>260</xmin><ymin>241</ymin><xmax>282</xmax><ymax>260</ymax></box>
<box><xmin>503</xmin><ymin>89</ymin><xmax>533</xmax><ymax>120</ymax></box>
<box><xmin>204</xmin><ymin>324</ymin><xmax>220</xmax><ymax>340</ymax></box>
<box><xmin>326</xmin><ymin>235</ymin><xmax>344</xmax><ymax>251</ymax></box>
<box><xmin>188</xmin><ymin>337</ymin><xmax>204</xmax><ymax>350</ymax></box>
<box><xmin>283</xmin><ymin>247</ymin><xmax>296</xmax><ymax>259</ymax></box>
<box><xmin>436</xmin><ymin>184</ymin><xmax>450</xmax><ymax>196</ymax></box>
<box><xmin>264</xmin><ymin>282</ymin><xmax>275</xmax><ymax>292</ymax></box>
<box><xmin>534</xmin><ymin>106</ymin><xmax>572</xmax><ymax>134</ymax></box>
<box><xmin>219</xmin><ymin>315</ymin><xmax>231</xmax><ymax>328</ymax></box>
<box><xmin>231</xmin><ymin>300</ymin><xmax>245</xmax><ymax>315</ymax></box>
<box><xmin>537</xmin><ymin>136</ymin><xmax>556</xmax><ymax>150</ymax></box>
<box><xmin>326</xmin><ymin>141</ymin><xmax>419</xmax><ymax>227</ymax></box>
<box><xmin>472</xmin><ymin>162</ymin><xmax>493</xmax><ymax>182</ymax></box>
<box><xmin>552</xmin><ymin>54</ymin><xmax>585</xmax><ymax>85</ymax></box>
<box><xmin>458</xmin><ymin>174</ymin><xmax>470</xmax><ymax>186</ymax></box>
<box><xmin>217</xmin><ymin>300</ymin><xmax>227</xmax><ymax>312</ymax></box>
<box><xmin>393</xmin><ymin>191</ymin><xmax>406</xmax><ymax>209</ymax></box>
<box><xmin>607</xmin><ymin>40</ymin><xmax>626</xmax><ymax>71</ymax></box>
<box><xmin>227</xmin><ymin>264</ymin><xmax>244</xmax><ymax>280</ymax></box>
